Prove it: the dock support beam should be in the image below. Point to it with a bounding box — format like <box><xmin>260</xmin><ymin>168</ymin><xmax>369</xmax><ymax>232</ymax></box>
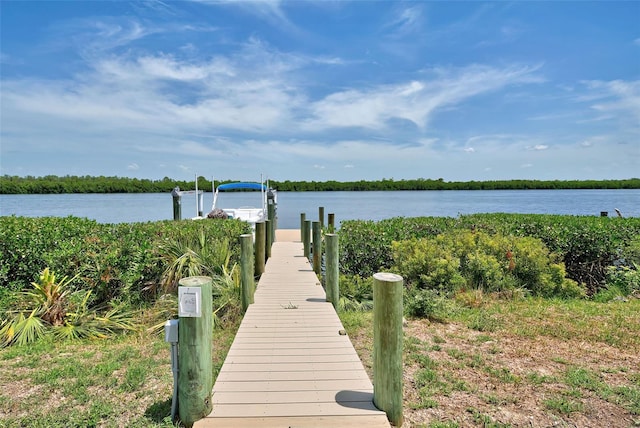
<box><xmin>300</xmin><ymin>213</ymin><xmax>306</xmax><ymax>242</ymax></box>
<box><xmin>373</xmin><ymin>272</ymin><xmax>404</xmax><ymax>427</ymax></box>
<box><xmin>240</xmin><ymin>234</ymin><xmax>254</xmax><ymax>311</ymax></box>
<box><xmin>328</xmin><ymin>213</ymin><xmax>335</xmax><ymax>233</ymax></box>
<box><xmin>325</xmin><ymin>233</ymin><xmax>339</xmax><ymax>309</ymax></box>
<box><xmin>178</xmin><ymin>276</ymin><xmax>213</xmax><ymax>428</ymax></box>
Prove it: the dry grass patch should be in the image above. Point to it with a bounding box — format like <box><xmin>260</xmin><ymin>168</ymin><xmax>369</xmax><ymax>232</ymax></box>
<box><xmin>343</xmin><ymin>297</ymin><xmax>640</xmax><ymax>428</ymax></box>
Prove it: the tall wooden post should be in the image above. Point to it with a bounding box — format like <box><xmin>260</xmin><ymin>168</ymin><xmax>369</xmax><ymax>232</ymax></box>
<box><xmin>319</xmin><ymin>206</ymin><xmax>325</xmax><ymax>228</ymax></box>
<box><xmin>178</xmin><ymin>276</ymin><xmax>213</xmax><ymax>427</ymax></box>
<box><xmin>373</xmin><ymin>272</ymin><xmax>404</xmax><ymax>427</ymax></box>
<box><xmin>268</xmin><ymin>204</ymin><xmax>276</xmax><ymax>242</ymax></box>
<box><xmin>171</xmin><ymin>187</ymin><xmax>182</xmax><ymax>221</ymax></box>
<box><xmin>240</xmin><ymin>234</ymin><xmax>254</xmax><ymax>312</ymax></box>
<box><xmin>325</xmin><ymin>233</ymin><xmax>339</xmax><ymax>309</ymax></box>
<box><xmin>312</xmin><ymin>221</ymin><xmax>321</xmax><ymax>275</ymax></box>
<box><xmin>300</xmin><ymin>213</ymin><xmax>306</xmax><ymax>242</ymax></box>
<box><xmin>328</xmin><ymin>213</ymin><xmax>335</xmax><ymax>233</ymax></box>
<box><xmin>265</xmin><ymin>219</ymin><xmax>272</xmax><ymax>260</ymax></box>
<box><xmin>303</xmin><ymin>220</ymin><xmax>311</xmax><ymax>259</ymax></box>
<box><xmin>255</xmin><ymin>221</ymin><xmax>266</xmax><ymax>276</ymax></box>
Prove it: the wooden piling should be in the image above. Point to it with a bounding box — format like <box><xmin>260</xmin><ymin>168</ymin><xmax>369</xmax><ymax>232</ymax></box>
<box><xmin>328</xmin><ymin>213</ymin><xmax>335</xmax><ymax>233</ymax></box>
<box><xmin>240</xmin><ymin>234</ymin><xmax>254</xmax><ymax>311</ymax></box>
<box><xmin>171</xmin><ymin>187</ymin><xmax>182</xmax><ymax>221</ymax></box>
<box><xmin>319</xmin><ymin>206</ymin><xmax>325</xmax><ymax>228</ymax></box>
<box><xmin>325</xmin><ymin>233</ymin><xmax>339</xmax><ymax>310</ymax></box>
<box><xmin>373</xmin><ymin>272</ymin><xmax>404</xmax><ymax>427</ymax></box>
<box><xmin>303</xmin><ymin>220</ymin><xmax>311</xmax><ymax>259</ymax></box>
<box><xmin>178</xmin><ymin>276</ymin><xmax>213</xmax><ymax>427</ymax></box>
<box><xmin>265</xmin><ymin>219</ymin><xmax>272</xmax><ymax>259</ymax></box>
<box><xmin>312</xmin><ymin>221</ymin><xmax>322</xmax><ymax>275</ymax></box>
<box><xmin>268</xmin><ymin>203</ymin><xmax>276</xmax><ymax>242</ymax></box>
<box><xmin>255</xmin><ymin>221</ymin><xmax>266</xmax><ymax>276</ymax></box>
<box><xmin>300</xmin><ymin>213</ymin><xmax>306</xmax><ymax>242</ymax></box>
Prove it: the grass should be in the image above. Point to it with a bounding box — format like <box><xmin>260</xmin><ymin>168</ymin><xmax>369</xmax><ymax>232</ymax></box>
<box><xmin>0</xmin><ymin>319</ymin><xmax>240</xmax><ymax>427</ymax></box>
<box><xmin>341</xmin><ymin>296</ymin><xmax>640</xmax><ymax>427</ymax></box>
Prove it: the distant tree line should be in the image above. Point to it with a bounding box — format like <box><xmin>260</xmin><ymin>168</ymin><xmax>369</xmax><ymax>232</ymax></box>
<box><xmin>1</xmin><ymin>175</ymin><xmax>639</xmax><ymax>194</ymax></box>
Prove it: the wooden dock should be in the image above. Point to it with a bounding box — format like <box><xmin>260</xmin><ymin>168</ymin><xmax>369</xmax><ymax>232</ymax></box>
<box><xmin>194</xmin><ymin>229</ymin><xmax>390</xmax><ymax>427</ymax></box>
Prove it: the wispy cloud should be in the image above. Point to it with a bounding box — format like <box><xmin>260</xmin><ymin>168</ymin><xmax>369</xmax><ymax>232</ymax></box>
<box><xmin>305</xmin><ymin>64</ymin><xmax>543</xmax><ymax>131</ymax></box>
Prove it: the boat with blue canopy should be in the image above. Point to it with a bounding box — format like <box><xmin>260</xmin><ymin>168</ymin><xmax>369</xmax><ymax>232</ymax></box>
<box><xmin>207</xmin><ymin>179</ymin><xmax>277</xmax><ymax>232</ymax></box>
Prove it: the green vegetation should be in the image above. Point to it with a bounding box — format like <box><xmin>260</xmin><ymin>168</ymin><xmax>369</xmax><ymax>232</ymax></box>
<box><xmin>1</xmin><ymin>174</ymin><xmax>639</xmax><ymax>194</ymax></box>
<box><xmin>339</xmin><ymin>214</ymin><xmax>640</xmax><ymax>294</ymax></box>
<box><xmin>1</xmin><ymin>211</ymin><xmax>639</xmax><ymax>425</ymax></box>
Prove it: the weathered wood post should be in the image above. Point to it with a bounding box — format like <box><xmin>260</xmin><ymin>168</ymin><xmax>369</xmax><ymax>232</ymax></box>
<box><xmin>240</xmin><ymin>234</ymin><xmax>254</xmax><ymax>311</ymax></box>
<box><xmin>303</xmin><ymin>220</ymin><xmax>311</xmax><ymax>259</ymax></box>
<box><xmin>268</xmin><ymin>203</ymin><xmax>276</xmax><ymax>242</ymax></box>
<box><xmin>171</xmin><ymin>187</ymin><xmax>182</xmax><ymax>221</ymax></box>
<box><xmin>265</xmin><ymin>219</ymin><xmax>272</xmax><ymax>260</ymax></box>
<box><xmin>373</xmin><ymin>272</ymin><xmax>404</xmax><ymax>427</ymax></box>
<box><xmin>255</xmin><ymin>221</ymin><xmax>266</xmax><ymax>276</ymax></box>
<box><xmin>177</xmin><ymin>276</ymin><xmax>213</xmax><ymax>427</ymax></box>
<box><xmin>312</xmin><ymin>221</ymin><xmax>322</xmax><ymax>275</ymax></box>
<box><xmin>319</xmin><ymin>206</ymin><xmax>325</xmax><ymax>228</ymax></box>
<box><xmin>300</xmin><ymin>213</ymin><xmax>306</xmax><ymax>242</ymax></box>
<box><xmin>328</xmin><ymin>213</ymin><xmax>335</xmax><ymax>233</ymax></box>
<box><xmin>325</xmin><ymin>233</ymin><xmax>339</xmax><ymax>309</ymax></box>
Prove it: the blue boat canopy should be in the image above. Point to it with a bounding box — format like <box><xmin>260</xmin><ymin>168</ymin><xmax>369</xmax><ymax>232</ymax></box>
<box><xmin>217</xmin><ymin>182</ymin><xmax>267</xmax><ymax>191</ymax></box>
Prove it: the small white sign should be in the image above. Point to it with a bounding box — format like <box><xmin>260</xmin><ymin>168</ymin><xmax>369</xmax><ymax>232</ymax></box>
<box><xmin>178</xmin><ymin>287</ymin><xmax>202</xmax><ymax>318</ymax></box>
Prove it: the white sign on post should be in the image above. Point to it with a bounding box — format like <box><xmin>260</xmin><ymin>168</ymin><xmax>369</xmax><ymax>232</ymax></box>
<box><xmin>178</xmin><ymin>286</ymin><xmax>202</xmax><ymax>318</ymax></box>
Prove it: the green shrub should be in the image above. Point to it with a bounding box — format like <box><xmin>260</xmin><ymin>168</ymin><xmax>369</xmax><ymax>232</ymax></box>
<box><xmin>338</xmin><ymin>214</ymin><xmax>640</xmax><ymax>294</ymax></box>
<box><xmin>392</xmin><ymin>230</ymin><xmax>585</xmax><ymax>298</ymax></box>
<box><xmin>0</xmin><ymin>216</ymin><xmax>250</xmax><ymax>307</ymax></box>
<box><xmin>338</xmin><ymin>274</ymin><xmax>373</xmax><ymax>311</ymax></box>
<box><xmin>392</xmin><ymin>238</ymin><xmax>465</xmax><ymax>292</ymax></box>
<box><xmin>405</xmin><ymin>288</ymin><xmax>450</xmax><ymax>321</ymax></box>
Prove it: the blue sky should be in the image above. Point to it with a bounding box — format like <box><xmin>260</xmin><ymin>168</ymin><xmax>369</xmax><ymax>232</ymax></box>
<box><xmin>1</xmin><ymin>1</ymin><xmax>638</xmax><ymax>182</ymax></box>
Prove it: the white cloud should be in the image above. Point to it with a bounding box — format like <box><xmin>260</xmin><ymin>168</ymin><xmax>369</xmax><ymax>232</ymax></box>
<box><xmin>463</xmin><ymin>147</ymin><xmax>475</xmax><ymax>153</ymax></box>
<box><xmin>127</xmin><ymin>163</ymin><xmax>140</xmax><ymax>170</ymax></box>
<box><xmin>305</xmin><ymin>64</ymin><xmax>543</xmax><ymax>131</ymax></box>
<box><xmin>581</xmin><ymin>79</ymin><xmax>640</xmax><ymax>123</ymax></box>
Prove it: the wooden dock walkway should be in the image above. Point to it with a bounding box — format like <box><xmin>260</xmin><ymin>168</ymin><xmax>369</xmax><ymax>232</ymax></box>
<box><xmin>194</xmin><ymin>229</ymin><xmax>390</xmax><ymax>427</ymax></box>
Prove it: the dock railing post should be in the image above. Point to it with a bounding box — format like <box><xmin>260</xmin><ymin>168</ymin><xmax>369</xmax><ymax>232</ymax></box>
<box><xmin>312</xmin><ymin>221</ymin><xmax>321</xmax><ymax>275</ymax></box>
<box><xmin>255</xmin><ymin>221</ymin><xmax>266</xmax><ymax>276</ymax></box>
<box><xmin>319</xmin><ymin>206</ymin><xmax>325</xmax><ymax>228</ymax></box>
<box><xmin>325</xmin><ymin>233</ymin><xmax>339</xmax><ymax>309</ymax></box>
<box><xmin>177</xmin><ymin>276</ymin><xmax>213</xmax><ymax>428</ymax></box>
<box><xmin>373</xmin><ymin>272</ymin><xmax>404</xmax><ymax>427</ymax></box>
<box><xmin>240</xmin><ymin>234</ymin><xmax>254</xmax><ymax>311</ymax></box>
<box><xmin>268</xmin><ymin>203</ymin><xmax>276</xmax><ymax>242</ymax></box>
<box><xmin>328</xmin><ymin>213</ymin><xmax>335</xmax><ymax>233</ymax></box>
<box><xmin>300</xmin><ymin>213</ymin><xmax>306</xmax><ymax>242</ymax></box>
<box><xmin>171</xmin><ymin>187</ymin><xmax>182</xmax><ymax>221</ymax></box>
<box><xmin>303</xmin><ymin>220</ymin><xmax>311</xmax><ymax>259</ymax></box>
<box><xmin>265</xmin><ymin>219</ymin><xmax>272</xmax><ymax>260</ymax></box>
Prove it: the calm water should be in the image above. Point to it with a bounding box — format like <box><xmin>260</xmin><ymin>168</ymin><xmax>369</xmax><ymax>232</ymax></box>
<box><xmin>1</xmin><ymin>190</ymin><xmax>638</xmax><ymax>229</ymax></box>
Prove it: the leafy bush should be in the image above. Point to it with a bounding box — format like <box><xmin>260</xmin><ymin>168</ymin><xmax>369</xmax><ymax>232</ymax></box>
<box><xmin>0</xmin><ymin>216</ymin><xmax>251</xmax><ymax>307</ymax></box>
<box><xmin>0</xmin><ymin>268</ymin><xmax>135</xmax><ymax>347</ymax></box>
<box><xmin>338</xmin><ymin>274</ymin><xmax>373</xmax><ymax>312</ymax></box>
<box><xmin>404</xmin><ymin>288</ymin><xmax>451</xmax><ymax>321</ymax></box>
<box><xmin>393</xmin><ymin>230</ymin><xmax>585</xmax><ymax>298</ymax></box>
<box><xmin>337</xmin><ymin>214</ymin><xmax>640</xmax><ymax>294</ymax></box>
